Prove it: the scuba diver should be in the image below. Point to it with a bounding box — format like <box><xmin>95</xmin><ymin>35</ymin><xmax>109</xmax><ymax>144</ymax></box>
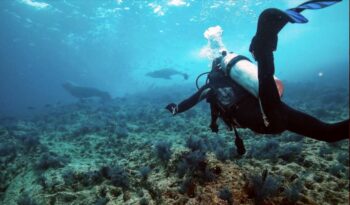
<box><xmin>165</xmin><ymin>0</ymin><xmax>349</xmax><ymax>155</ymax></box>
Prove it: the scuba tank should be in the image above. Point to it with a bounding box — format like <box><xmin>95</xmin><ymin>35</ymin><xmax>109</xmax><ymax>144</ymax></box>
<box><xmin>222</xmin><ymin>52</ymin><xmax>284</xmax><ymax>98</ymax></box>
<box><xmin>195</xmin><ymin>52</ymin><xmax>283</xmax><ymax>98</ymax></box>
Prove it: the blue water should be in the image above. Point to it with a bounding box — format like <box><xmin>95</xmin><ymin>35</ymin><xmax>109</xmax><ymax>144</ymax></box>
<box><xmin>0</xmin><ymin>1</ymin><xmax>349</xmax><ymax>204</ymax></box>
<box><xmin>0</xmin><ymin>0</ymin><xmax>348</xmax><ymax>117</ymax></box>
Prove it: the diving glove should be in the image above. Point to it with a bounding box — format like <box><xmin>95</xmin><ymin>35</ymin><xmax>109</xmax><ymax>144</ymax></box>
<box><xmin>165</xmin><ymin>103</ymin><xmax>178</xmax><ymax>115</ymax></box>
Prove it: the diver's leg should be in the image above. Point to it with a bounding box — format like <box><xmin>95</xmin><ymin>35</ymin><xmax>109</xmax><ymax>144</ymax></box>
<box><xmin>251</xmin><ymin>2</ymin><xmax>343</xmax><ymax>116</ymax></box>
<box><xmin>249</xmin><ymin>2</ymin><xmax>344</xmax><ymax>133</ymax></box>
<box><xmin>250</xmin><ymin>9</ymin><xmax>290</xmax><ymax>127</ymax></box>
<box><xmin>283</xmin><ymin>103</ymin><xmax>349</xmax><ymax>142</ymax></box>
<box><xmin>250</xmin><ymin>8</ymin><xmax>290</xmax><ymax>56</ymax></box>
<box><xmin>256</xmin><ymin>52</ymin><xmax>281</xmax><ymax>110</ymax></box>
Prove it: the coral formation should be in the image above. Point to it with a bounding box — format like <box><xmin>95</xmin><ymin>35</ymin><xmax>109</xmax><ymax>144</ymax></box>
<box><xmin>0</xmin><ymin>83</ymin><xmax>348</xmax><ymax>205</ymax></box>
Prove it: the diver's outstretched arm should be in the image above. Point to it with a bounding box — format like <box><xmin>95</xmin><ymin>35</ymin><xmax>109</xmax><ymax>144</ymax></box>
<box><xmin>165</xmin><ymin>85</ymin><xmax>211</xmax><ymax>115</ymax></box>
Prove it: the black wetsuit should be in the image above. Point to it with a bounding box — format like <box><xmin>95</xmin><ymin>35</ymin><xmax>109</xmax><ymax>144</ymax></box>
<box><xmin>176</xmin><ymin>9</ymin><xmax>349</xmax><ymax>142</ymax></box>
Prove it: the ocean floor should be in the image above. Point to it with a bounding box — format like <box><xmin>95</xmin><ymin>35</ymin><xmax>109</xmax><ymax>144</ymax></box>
<box><xmin>0</xmin><ymin>82</ymin><xmax>349</xmax><ymax>205</ymax></box>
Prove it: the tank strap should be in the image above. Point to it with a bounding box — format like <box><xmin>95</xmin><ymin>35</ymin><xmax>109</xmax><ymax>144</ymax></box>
<box><xmin>225</xmin><ymin>55</ymin><xmax>251</xmax><ymax>76</ymax></box>
<box><xmin>258</xmin><ymin>98</ymin><xmax>270</xmax><ymax>127</ymax></box>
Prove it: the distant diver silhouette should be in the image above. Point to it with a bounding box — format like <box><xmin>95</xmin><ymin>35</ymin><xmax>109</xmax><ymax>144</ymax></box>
<box><xmin>62</xmin><ymin>82</ymin><xmax>111</xmax><ymax>101</ymax></box>
<box><xmin>146</xmin><ymin>68</ymin><xmax>189</xmax><ymax>80</ymax></box>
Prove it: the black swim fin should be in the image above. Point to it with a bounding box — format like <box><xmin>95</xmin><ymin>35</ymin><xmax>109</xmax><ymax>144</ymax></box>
<box><xmin>285</xmin><ymin>0</ymin><xmax>342</xmax><ymax>23</ymax></box>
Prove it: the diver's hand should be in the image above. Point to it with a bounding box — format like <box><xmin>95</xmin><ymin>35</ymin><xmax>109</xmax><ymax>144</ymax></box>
<box><xmin>210</xmin><ymin>122</ymin><xmax>219</xmax><ymax>133</ymax></box>
<box><xmin>165</xmin><ymin>103</ymin><xmax>178</xmax><ymax>115</ymax></box>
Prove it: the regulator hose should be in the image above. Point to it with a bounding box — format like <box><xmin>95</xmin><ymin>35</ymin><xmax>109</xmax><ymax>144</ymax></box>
<box><xmin>195</xmin><ymin>72</ymin><xmax>210</xmax><ymax>90</ymax></box>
